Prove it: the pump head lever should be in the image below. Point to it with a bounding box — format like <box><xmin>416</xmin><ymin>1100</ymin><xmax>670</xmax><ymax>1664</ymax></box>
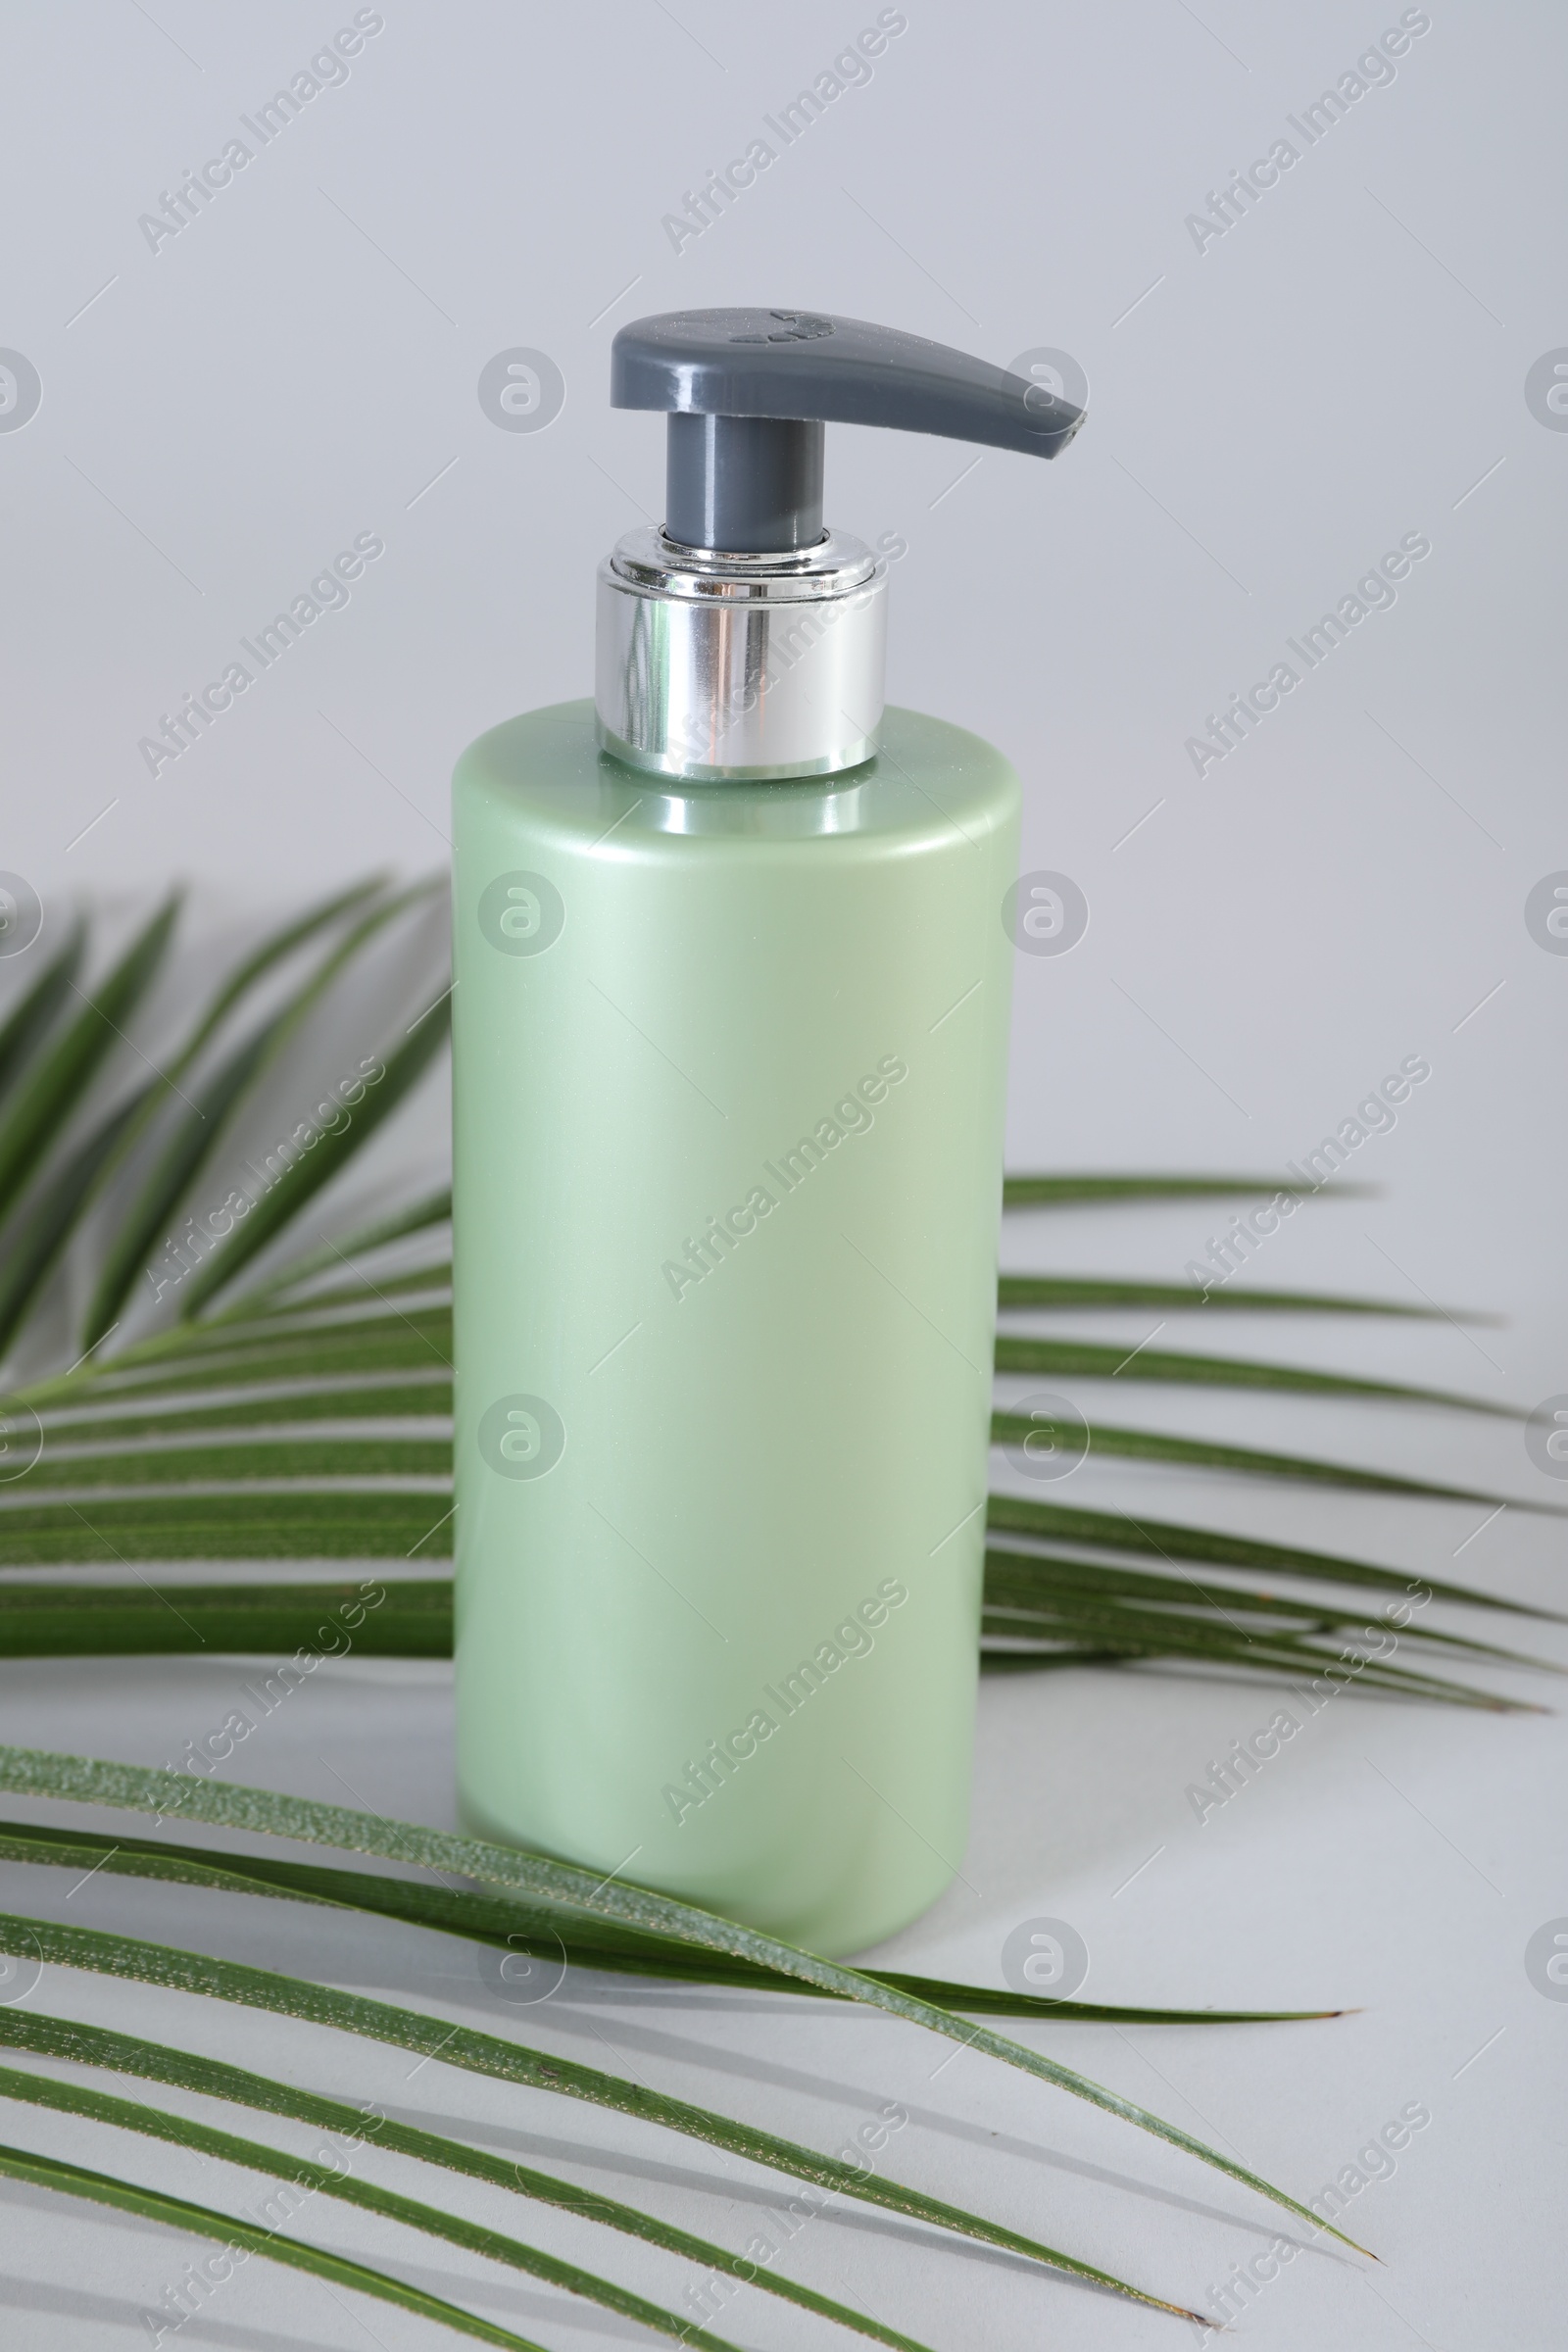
<box><xmin>611</xmin><ymin>308</ymin><xmax>1085</xmax><ymax>554</ymax></box>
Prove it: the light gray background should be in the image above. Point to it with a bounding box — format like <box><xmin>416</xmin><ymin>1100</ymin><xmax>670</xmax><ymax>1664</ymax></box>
<box><xmin>1</xmin><ymin>2</ymin><xmax>1565</xmax><ymax>2347</ymax></box>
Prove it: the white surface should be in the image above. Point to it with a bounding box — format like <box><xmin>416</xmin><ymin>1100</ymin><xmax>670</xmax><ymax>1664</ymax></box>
<box><xmin>2</xmin><ymin>0</ymin><xmax>1565</xmax><ymax>2345</ymax></box>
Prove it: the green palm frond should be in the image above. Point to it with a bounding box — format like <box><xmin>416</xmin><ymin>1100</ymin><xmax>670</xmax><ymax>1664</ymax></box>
<box><xmin>1002</xmin><ymin>1172</ymin><xmax>1368</xmax><ymax>1204</ymax></box>
<box><xmin>990</xmin><ymin>1409</ymin><xmax>1556</xmax><ymax>1510</ymax></box>
<box><xmin>0</xmin><ymin>1813</ymin><xmax>1343</xmax><ymax>2020</ymax></box>
<box><xmin>221</xmin><ymin>1183</ymin><xmax>452</xmax><ymax>1308</ymax></box>
<box><xmin>0</xmin><ymin>918</ymin><xmax>86</xmax><ymax>1094</ymax></box>
<box><xmin>997</xmin><ymin>1272</ymin><xmax>1470</xmax><ymax>1315</ymax></box>
<box><xmin>0</xmin><ymin>1749</ymin><xmax>1363</xmax><ymax>2245</ymax></box>
<box><xmin>982</xmin><ymin>1493</ymin><xmax>1547</xmax><ymax>1613</ymax></box>
<box><xmin>993</xmin><ymin>1331</ymin><xmax>1514</xmax><ymax>1412</ymax></box>
<box><xmin>79</xmin><ymin>876</ymin><xmax>400</xmax><ymax>1347</ymax></box>
<box><xmin>175</xmin><ymin>986</ymin><xmax>452</xmax><ymax>1319</ymax></box>
<box><xmin>0</xmin><ymin>2013</ymin><xmax>944</xmax><ymax>2352</ymax></box>
<box><xmin>0</xmin><ymin>894</ymin><xmax>179</xmax><ymax>1228</ymax></box>
<box><xmin>0</xmin><ymin>1908</ymin><xmax>1213</xmax><ymax>2319</ymax></box>
<box><xmin>0</xmin><ymin>2063</ymin><xmax>771</xmax><ymax>2352</ymax></box>
<box><xmin>0</xmin><ymin>2140</ymin><xmax>577</xmax><ymax>2352</ymax></box>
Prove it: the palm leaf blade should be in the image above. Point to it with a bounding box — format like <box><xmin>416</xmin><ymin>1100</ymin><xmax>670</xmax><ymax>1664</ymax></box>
<box><xmin>1003</xmin><ymin>1174</ymin><xmax>1336</xmax><ymax>1205</ymax></box>
<box><xmin>991</xmin><ymin>1410</ymin><xmax>1555</xmax><ymax>1511</ymax></box>
<box><xmin>175</xmin><ymin>993</ymin><xmax>453</xmax><ymax>1317</ymax></box>
<box><xmin>24</xmin><ymin>1379</ymin><xmax>451</xmax><ymax>1445</ymax></box>
<box><xmin>84</xmin><ymin>884</ymin><xmax>438</xmax><ymax>1345</ymax></box>
<box><xmin>998</xmin><ymin>1274</ymin><xmax>1452</xmax><ymax>1317</ymax></box>
<box><xmin>0</xmin><ymin>1494</ymin><xmax>446</xmax><ymax>1566</ymax></box>
<box><xmin>0</xmin><ymin>1908</ymin><xmax>1210</xmax><ymax>2308</ymax></box>
<box><xmin>994</xmin><ymin>1334</ymin><xmax>1513</xmax><ymax>1414</ymax></box>
<box><xmin>0</xmin><ymin>1750</ymin><xmax>1372</xmax><ymax>2252</ymax></box>
<box><xmin>0</xmin><ymin>2139</ymin><xmax>560</xmax><ymax>2352</ymax></box>
<box><xmin>986</xmin><ymin>1494</ymin><xmax>1556</xmax><ymax>1617</ymax></box>
<box><xmin>0</xmin><ymin>1817</ymin><xmax>1341</xmax><ymax>2021</ymax></box>
<box><xmin>0</xmin><ymin>895</ymin><xmax>179</xmax><ymax>1230</ymax></box>
<box><xmin>0</xmin><ymin>919</ymin><xmax>86</xmax><ymax>1100</ymax></box>
<box><xmin>172</xmin><ymin>875</ymin><xmax>390</xmax><ymax>1062</ymax></box>
<box><xmin>0</xmin><ymin>2014</ymin><xmax>946</xmax><ymax>2350</ymax></box>
<box><xmin>0</xmin><ymin>2059</ymin><xmax>805</xmax><ymax>2352</ymax></box>
<box><xmin>220</xmin><ymin>1187</ymin><xmax>452</xmax><ymax>1315</ymax></box>
<box><xmin>0</xmin><ymin>1089</ymin><xmax>154</xmax><ymax>1357</ymax></box>
<box><xmin>15</xmin><ymin>1436</ymin><xmax>452</xmax><ymax>1486</ymax></box>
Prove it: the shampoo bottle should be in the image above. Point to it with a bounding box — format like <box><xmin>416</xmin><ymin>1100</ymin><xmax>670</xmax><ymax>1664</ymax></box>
<box><xmin>453</xmin><ymin>310</ymin><xmax>1084</xmax><ymax>1954</ymax></box>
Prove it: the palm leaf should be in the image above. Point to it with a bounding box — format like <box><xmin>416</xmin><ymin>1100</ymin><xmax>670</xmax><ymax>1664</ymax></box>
<box><xmin>0</xmin><ymin>1910</ymin><xmax>1212</xmax><ymax>2316</ymax></box>
<box><xmin>79</xmin><ymin>877</ymin><xmax>406</xmax><ymax>1347</ymax></box>
<box><xmin>21</xmin><ymin>1314</ymin><xmax>453</xmax><ymax>1405</ymax></box>
<box><xmin>0</xmin><ymin>884</ymin><xmax>403</xmax><ymax>1361</ymax></box>
<box><xmin>0</xmin><ymin>895</ymin><xmax>179</xmax><ymax>1229</ymax></box>
<box><xmin>0</xmin><ymin>2012</ymin><xmax>952</xmax><ymax>2351</ymax></box>
<box><xmin>0</xmin><ymin>2141</ymin><xmax>572</xmax><ymax>2352</ymax></box>
<box><xmin>0</xmin><ymin>1089</ymin><xmax>155</xmax><ymax>1355</ymax></box>
<box><xmin>998</xmin><ymin>1272</ymin><xmax>1478</xmax><ymax>1318</ymax></box>
<box><xmin>983</xmin><ymin>1510</ymin><xmax>1553</xmax><ymax>1703</ymax></box>
<box><xmin>994</xmin><ymin>1333</ymin><xmax>1514</xmax><ymax>1412</ymax></box>
<box><xmin>0</xmin><ymin>2060</ymin><xmax>833</xmax><ymax>2352</ymax></box>
<box><xmin>219</xmin><ymin>1185</ymin><xmax>452</xmax><ymax>1312</ymax></box>
<box><xmin>18</xmin><ymin>1378</ymin><xmax>450</xmax><ymax>1444</ymax></box>
<box><xmin>0</xmin><ymin>1817</ymin><xmax>1341</xmax><ymax>2021</ymax></box>
<box><xmin>1002</xmin><ymin>1173</ymin><xmax>1337</xmax><ymax>1205</ymax></box>
<box><xmin>982</xmin><ymin>1550</ymin><xmax>1556</xmax><ymax>1661</ymax></box>
<box><xmin>979</xmin><ymin>1611</ymin><xmax>1534</xmax><ymax>1710</ymax></box>
<box><xmin>985</xmin><ymin>1494</ymin><xmax>1555</xmax><ymax>1617</ymax></box>
<box><xmin>0</xmin><ymin>2014</ymin><xmax>946</xmax><ymax>2351</ymax></box>
<box><xmin>990</xmin><ymin>1409</ymin><xmax>1556</xmax><ymax>1510</ymax></box>
<box><xmin>0</xmin><ymin>918</ymin><xmax>86</xmax><ymax>1098</ymax></box>
<box><xmin>0</xmin><ymin>1577</ymin><xmax>453</xmax><ymax>1648</ymax></box>
<box><xmin>0</xmin><ymin>1493</ymin><xmax>444</xmax><ymax>1566</ymax></box>
<box><xmin>173</xmin><ymin>990</ymin><xmax>454</xmax><ymax>1317</ymax></box>
<box><xmin>0</xmin><ymin>1748</ymin><xmax>1371</xmax><ymax>2253</ymax></box>
<box><xmin>9</xmin><ymin>1435</ymin><xmax>453</xmax><ymax>1486</ymax></box>
<box><xmin>21</xmin><ymin>1383</ymin><xmax>1523</xmax><ymax>1533</ymax></box>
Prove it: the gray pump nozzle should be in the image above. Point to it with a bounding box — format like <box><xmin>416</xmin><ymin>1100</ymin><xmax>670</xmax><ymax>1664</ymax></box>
<box><xmin>610</xmin><ymin>308</ymin><xmax>1085</xmax><ymax>553</ymax></box>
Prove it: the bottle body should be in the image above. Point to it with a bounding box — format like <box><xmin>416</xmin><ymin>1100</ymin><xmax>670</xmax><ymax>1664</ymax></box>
<box><xmin>452</xmin><ymin>699</ymin><xmax>1018</xmax><ymax>1954</ymax></box>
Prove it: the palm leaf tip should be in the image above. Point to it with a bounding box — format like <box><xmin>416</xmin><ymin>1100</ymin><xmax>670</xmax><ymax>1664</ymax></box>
<box><xmin>997</xmin><ymin>1273</ymin><xmax>1466</xmax><ymax>1319</ymax></box>
<box><xmin>1003</xmin><ymin>1171</ymin><xmax>1380</xmax><ymax>1208</ymax></box>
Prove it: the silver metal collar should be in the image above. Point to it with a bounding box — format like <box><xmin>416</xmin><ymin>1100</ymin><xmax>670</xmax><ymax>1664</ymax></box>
<box><xmin>595</xmin><ymin>526</ymin><xmax>887</xmax><ymax>782</ymax></box>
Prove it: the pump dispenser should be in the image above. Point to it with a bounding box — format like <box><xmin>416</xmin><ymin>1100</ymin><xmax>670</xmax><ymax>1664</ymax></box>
<box><xmin>453</xmin><ymin>310</ymin><xmax>1084</xmax><ymax>1954</ymax></box>
<box><xmin>596</xmin><ymin>308</ymin><xmax>1082</xmax><ymax>780</ymax></box>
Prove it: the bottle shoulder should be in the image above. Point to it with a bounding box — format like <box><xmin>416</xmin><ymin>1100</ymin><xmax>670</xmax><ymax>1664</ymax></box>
<box><xmin>453</xmin><ymin>700</ymin><xmax>1019</xmax><ymax>856</ymax></box>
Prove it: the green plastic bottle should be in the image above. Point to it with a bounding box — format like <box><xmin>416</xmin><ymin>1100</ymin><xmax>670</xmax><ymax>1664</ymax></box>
<box><xmin>453</xmin><ymin>310</ymin><xmax>1084</xmax><ymax>1954</ymax></box>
